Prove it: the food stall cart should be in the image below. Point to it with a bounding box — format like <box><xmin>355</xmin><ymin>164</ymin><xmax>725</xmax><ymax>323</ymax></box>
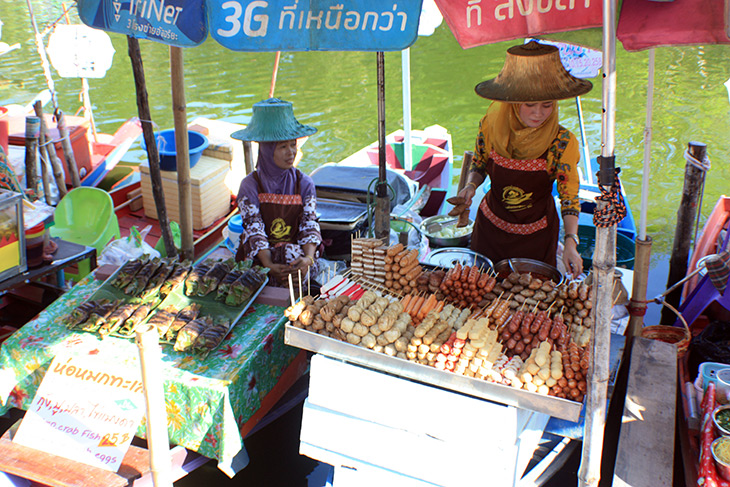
<box><xmin>0</xmin><ymin>269</ymin><xmax>306</xmax><ymax>480</ymax></box>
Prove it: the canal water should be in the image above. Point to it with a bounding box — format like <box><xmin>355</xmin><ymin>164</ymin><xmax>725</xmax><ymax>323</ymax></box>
<box><xmin>2</xmin><ymin>2</ymin><xmax>730</xmax><ymax>483</ymax></box>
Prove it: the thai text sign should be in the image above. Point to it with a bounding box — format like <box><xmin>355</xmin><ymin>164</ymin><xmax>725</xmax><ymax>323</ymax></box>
<box><xmin>434</xmin><ymin>0</ymin><xmax>602</xmax><ymax>49</ymax></box>
<box><xmin>76</xmin><ymin>0</ymin><xmax>208</xmax><ymax>47</ymax></box>
<box><xmin>13</xmin><ymin>353</ymin><xmax>145</xmax><ymax>472</ymax></box>
<box><xmin>208</xmin><ymin>0</ymin><xmax>423</xmax><ymax>51</ymax></box>
<box><xmin>77</xmin><ymin>0</ymin><xmax>424</xmax><ymax>50</ymax></box>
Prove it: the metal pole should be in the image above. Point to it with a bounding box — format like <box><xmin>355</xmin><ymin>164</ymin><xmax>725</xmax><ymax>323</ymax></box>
<box><xmin>374</xmin><ymin>51</ymin><xmax>390</xmax><ymax>242</ymax></box>
<box><xmin>402</xmin><ymin>48</ymin><xmax>413</xmax><ymax>172</ymax></box>
<box><xmin>579</xmin><ymin>0</ymin><xmax>617</xmax><ymax>486</ymax></box>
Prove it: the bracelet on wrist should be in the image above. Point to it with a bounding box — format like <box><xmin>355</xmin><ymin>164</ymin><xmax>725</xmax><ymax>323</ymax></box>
<box><xmin>307</xmin><ymin>255</ymin><xmax>315</xmax><ymax>265</ymax></box>
<box><xmin>466</xmin><ymin>181</ymin><xmax>477</xmax><ymax>191</ymax></box>
<box><xmin>565</xmin><ymin>233</ymin><xmax>580</xmax><ymax>247</ymax></box>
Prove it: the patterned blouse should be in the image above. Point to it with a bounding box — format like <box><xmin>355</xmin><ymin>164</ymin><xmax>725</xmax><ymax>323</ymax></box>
<box><xmin>471</xmin><ymin>116</ymin><xmax>581</xmax><ymax>218</ymax></box>
<box><xmin>237</xmin><ymin>175</ymin><xmax>322</xmax><ymax>266</ymax></box>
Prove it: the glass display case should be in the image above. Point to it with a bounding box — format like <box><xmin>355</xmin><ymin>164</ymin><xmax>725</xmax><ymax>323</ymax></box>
<box><xmin>0</xmin><ymin>188</ymin><xmax>26</xmax><ymax>282</ymax></box>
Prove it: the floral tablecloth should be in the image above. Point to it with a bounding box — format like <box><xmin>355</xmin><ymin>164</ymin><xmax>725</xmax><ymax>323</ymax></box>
<box><xmin>0</xmin><ymin>275</ymin><xmax>299</xmax><ymax>476</ymax></box>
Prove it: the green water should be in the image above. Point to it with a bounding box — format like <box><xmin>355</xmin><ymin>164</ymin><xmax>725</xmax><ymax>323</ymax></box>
<box><xmin>3</xmin><ymin>2</ymin><xmax>730</xmax><ymax>323</ymax></box>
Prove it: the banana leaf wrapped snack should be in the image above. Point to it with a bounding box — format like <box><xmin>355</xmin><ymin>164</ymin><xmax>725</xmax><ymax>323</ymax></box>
<box><xmin>111</xmin><ymin>256</ymin><xmax>149</xmax><ymax>289</ymax></box>
<box><xmin>159</xmin><ymin>259</ymin><xmax>193</xmax><ymax>297</ymax></box>
<box><xmin>174</xmin><ymin>316</ymin><xmax>213</xmax><ymax>352</ymax></box>
<box><xmin>198</xmin><ymin>259</ymin><xmax>235</xmax><ymax>296</ymax></box>
<box><xmin>225</xmin><ymin>267</ymin><xmax>268</xmax><ymax>307</ymax></box>
<box><xmin>184</xmin><ymin>260</ymin><xmax>213</xmax><ymax>296</ymax></box>
<box><xmin>124</xmin><ymin>257</ymin><xmax>164</xmax><ymax>296</ymax></box>
<box><xmin>139</xmin><ymin>258</ymin><xmax>177</xmax><ymax>300</ymax></box>
<box><xmin>214</xmin><ymin>260</ymin><xmax>252</xmax><ymax>301</ymax></box>
<box><xmin>147</xmin><ymin>305</ymin><xmax>180</xmax><ymax>338</ymax></box>
<box><xmin>193</xmin><ymin>318</ymin><xmax>231</xmax><ymax>352</ymax></box>
<box><xmin>99</xmin><ymin>302</ymin><xmax>138</xmax><ymax>336</ymax></box>
<box><xmin>118</xmin><ymin>301</ymin><xmax>157</xmax><ymax>337</ymax></box>
<box><xmin>80</xmin><ymin>299</ymin><xmax>120</xmax><ymax>333</ymax></box>
<box><xmin>165</xmin><ymin>303</ymin><xmax>201</xmax><ymax>341</ymax></box>
<box><xmin>68</xmin><ymin>299</ymin><xmax>108</xmax><ymax>329</ymax></box>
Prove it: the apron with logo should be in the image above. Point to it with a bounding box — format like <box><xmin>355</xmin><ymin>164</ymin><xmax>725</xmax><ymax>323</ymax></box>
<box><xmin>470</xmin><ymin>149</ymin><xmax>559</xmax><ymax>266</ymax></box>
<box><xmin>235</xmin><ymin>171</ymin><xmax>303</xmax><ymax>263</ymax></box>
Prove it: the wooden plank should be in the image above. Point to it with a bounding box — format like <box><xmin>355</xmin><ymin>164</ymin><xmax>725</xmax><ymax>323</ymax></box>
<box><xmin>0</xmin><ymin>430</ymin><xmax>149</xmax><ymax>487</ymax></box>
<box><xmin>613</xmin><ymin>337</ymin><xmax>676</xmax><ymax>487</ymax></box>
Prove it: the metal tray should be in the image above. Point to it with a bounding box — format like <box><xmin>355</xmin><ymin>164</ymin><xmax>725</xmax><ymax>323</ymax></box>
<box><xmin>284</xmin><ymin>324</ymin><xmax>582</xmax><ymax>422</ymax></box>
<box><xmin>80</xmin><ymin>263</ymin><xmax>268</xmax><ymax>346</ymax></box>
<box><xmin>424</xmin><ymin>247</ymin><xmax>493</xmax><ymax>270</ymax></box>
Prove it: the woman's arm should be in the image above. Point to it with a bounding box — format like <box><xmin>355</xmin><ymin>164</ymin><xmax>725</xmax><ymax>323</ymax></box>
<box><xmin>562</xmin><ymin>214</ymin><xmax>583</xmax><ymax>278</ymax></box>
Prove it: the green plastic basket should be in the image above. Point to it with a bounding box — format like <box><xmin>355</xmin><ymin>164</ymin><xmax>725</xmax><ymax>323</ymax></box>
<box><xmin>576</xmin><ymin>224</ymin><xmax>635</xmax><ymax>270</ymax></box>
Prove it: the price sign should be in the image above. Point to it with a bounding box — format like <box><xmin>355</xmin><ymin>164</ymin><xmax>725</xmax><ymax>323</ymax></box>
<box><xmin>13</xmin><ymin>353</ymin><xmax>145</xmax><ymax>472</ymax></box>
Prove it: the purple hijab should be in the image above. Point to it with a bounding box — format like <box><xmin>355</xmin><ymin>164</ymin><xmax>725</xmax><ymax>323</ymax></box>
<box><xmin>237</xmin><ymin>141</ymin><xmax>316</xmax><ymax>206</ymax></box>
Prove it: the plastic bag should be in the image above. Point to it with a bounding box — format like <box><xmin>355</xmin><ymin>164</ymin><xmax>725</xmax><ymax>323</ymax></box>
<box><xmin>688</xmin><ymin>321</ymin><xmax>730</xmax><ymax>380</ymax></box>
<box><xmin>98</xmin><ymin>225</ymin><xmax>160</xmax><ymax>267</ymax></box>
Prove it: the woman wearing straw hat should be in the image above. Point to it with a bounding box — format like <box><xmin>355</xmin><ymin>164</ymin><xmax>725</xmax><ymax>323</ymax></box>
<box><xmin>232</xmin><ymin>98</ymin><xmax>322</xmax><ymax>286</ymax></box>
<box><xmin>455</xmin><ymin>41</ymin><xmax>592</xmax><ymax>278</ymax></box>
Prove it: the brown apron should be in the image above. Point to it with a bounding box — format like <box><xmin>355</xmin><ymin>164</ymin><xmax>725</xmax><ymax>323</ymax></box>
<box><xmin>235</xmin><ymin>172</ymin><xmax>303</xmax><ymax>262</ymax></box>
<box><xmin>470</xmin><ymin>149</ymin><xmax>559</xmax><ymax>266</ymax></box>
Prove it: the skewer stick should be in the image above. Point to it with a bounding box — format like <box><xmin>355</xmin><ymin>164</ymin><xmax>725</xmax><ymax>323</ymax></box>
<box><xmin>288</xmin><ymin>274</ymin><xmax>295</xmax><ymax>307</ymax></box>
<box><xmin>298</xmin><ymin>269</ymin><xmax>303</xmax><ymax>301</ymax></box>
<box><xmin>307</xmin><ymin>267</ymin><xmax>311</xmax><ymax>296</ymax></box>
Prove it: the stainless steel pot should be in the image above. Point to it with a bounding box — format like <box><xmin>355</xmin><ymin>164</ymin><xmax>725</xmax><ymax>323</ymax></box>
<box><xmin>493</xmin><ymin>258</ymin><xmax>564</xmax><ymax>284</ymax></box>
<box><xmin>419</xmin><ymin>214</ymin><xmax>473</xmax><ymax>248</ymax></box>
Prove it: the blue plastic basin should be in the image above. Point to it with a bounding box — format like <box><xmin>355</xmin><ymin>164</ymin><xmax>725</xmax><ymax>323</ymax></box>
<box><xmin>141</xmin><ymin>129</ymin><xmax>208</xmax><ymax>171</ymax></box>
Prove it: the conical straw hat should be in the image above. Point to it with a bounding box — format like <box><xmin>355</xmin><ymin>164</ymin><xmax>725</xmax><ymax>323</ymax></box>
<box><xmin>475</xmin><ymin>41</ymin><xmax>593</xmax><ymax>102</ymax></box>
<box><xmin>231</xmin><ymin>98</ymin><xmax>316</xmax><ymax>142</ymax></box>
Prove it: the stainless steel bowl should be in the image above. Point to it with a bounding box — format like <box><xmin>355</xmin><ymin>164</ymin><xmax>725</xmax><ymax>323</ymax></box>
<box><xmin>493</xmin><ymin>258</ymin><xmax>564</xmax><ymax>284</ymax></box>
<box><xmin>714</xmin><ymin>405</ymin><xmax>730</xmax><ymax>436</ymax></box>
<box><xmin>420</xmin><ymin>214</ymin><xmax>473</xmax><ymax>248</ymax></box>
<box><xmin>712</xmin><ymin>436</ymin><xmax>730</xmax><ymax>481</ymax></box>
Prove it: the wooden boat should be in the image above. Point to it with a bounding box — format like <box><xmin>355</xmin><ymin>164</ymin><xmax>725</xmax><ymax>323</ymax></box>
<box><xmin>110</xmin><ymin>117</ymin><xmax>250</xmax><ymax>261</ymax></box>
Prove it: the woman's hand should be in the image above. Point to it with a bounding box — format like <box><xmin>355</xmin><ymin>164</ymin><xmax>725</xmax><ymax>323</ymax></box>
<box><xmin>563</xmin><ymin>240</ymin><xmax>584</xmax><ymax>279</ymax></box>
<box><xmin>290</xmin><ymin>255</ymin><xmax>314</xmax><ymax>274</ymax></box>
<box><xmin>457</xmin><ymin>181</ymin><xmax>477</xmax><ymax>207</ymax></box>
<box><xmin>267</xmin><ymin>263</ymin><xmax>294</xmax><ymax>285</ymax></box>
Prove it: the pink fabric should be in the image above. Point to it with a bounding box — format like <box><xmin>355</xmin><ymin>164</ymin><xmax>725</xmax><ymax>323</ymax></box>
<box><xmin>617</xmin><ymin>0</ymin><xmax>730</xmax><ymax>52</ymax></box>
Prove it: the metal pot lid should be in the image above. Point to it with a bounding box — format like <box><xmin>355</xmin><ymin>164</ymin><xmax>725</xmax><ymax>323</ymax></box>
<box><xmin>424</xmin><ymin>248</ymin><xmax>493</xmax><ymax>269</ymax></box>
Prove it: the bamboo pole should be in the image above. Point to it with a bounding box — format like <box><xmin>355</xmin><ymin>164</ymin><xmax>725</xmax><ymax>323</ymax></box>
<box><xmin>661</xmin><ymin>141</ymin><xmax>707</xmax><ymax>324</ymax></box>
<box><xmin>170</xmin><ymin>46</ymin><xmax>194</xmax><ymax>261</ymax></box>
<box><xmin>26</xmin><ymin>0</ymin><xmax>79</xmax><ymax>187</ymax></box>
<box><xmin>37</xmin><ymin>126</ymin><xmax>53</xmax><ymax>203</ymax></box>
<box><xmin>24</xmin><ymin>116</ymin><xmax>40</xmax><ymax>196</ymax></box>
<box><xmin>627</xmin><ymin>237</ymin><xmax>652</xmax><ymax>336</ymax></box>
<box><xmin>34</xmin><ymin>101</ymin><xmax>67</xmax><ymax>199</ymax></box>
<box><xmin>55</xmin><ymin>110</ymin><xmax>81</xmax><ymax>187</ymax></box>
<box><xmin>135</xmin><ymin>325</ymin><xmax>173</xmax><ymax>487</ymax></box>
<box><xmin>374</xmin><ymin>51</ymin><xmax>390</xmax><ymax>243</ymax></box>
<box><xmin>578</xmin><ymin>0</ymin><xmax>617</xmax><ymax>485</ymax></box>
<box><xmin>127</xmin><ymin>36</ymin><xmax>176</xmax><ymax>257</ymax></box>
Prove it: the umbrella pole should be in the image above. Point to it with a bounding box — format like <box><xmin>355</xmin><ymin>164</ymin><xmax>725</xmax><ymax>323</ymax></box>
<box><xmin>128</xmin><ymin>36</ymin><xmax>176</xmax><ymax>257</ymax></box>
<box><xmin>402</xmin><ymin>48</ymin><xmax>413</xmax><ymax>172</ymax></box>
<box><xmin>579</xmin><ymin>0</ymin><xmax>617</xmax><ymax>486</ymax></box>
<box><xmin>374</xmin><ymin>51</ymin><xmax>390</xmax><ymax>242</ymax></box>
<box><xmin>627</xmin><ymin>48</ymin><xmax>657</xmax><ymax>336</ymax></box>
<box><xmin>170</xmin><ymin>46</ymin><xmax>194</xmax><ymax>261</ymax></box>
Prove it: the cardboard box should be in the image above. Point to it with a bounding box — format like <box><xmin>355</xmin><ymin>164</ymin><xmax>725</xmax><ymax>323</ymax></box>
<box><xmin>139</xmin><ymin>155</ymin><xmax>231</xmax><ymax>230</ymax></box>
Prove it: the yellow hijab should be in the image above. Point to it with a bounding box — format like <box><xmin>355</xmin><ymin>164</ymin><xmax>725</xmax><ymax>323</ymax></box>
<box><xmin>486</xmin><ymin>101</ymin><xmax>560</xmax><ymax>160</ymax></box>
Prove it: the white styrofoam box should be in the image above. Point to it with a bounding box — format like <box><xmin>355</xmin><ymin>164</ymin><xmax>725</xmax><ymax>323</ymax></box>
<box><xmin>307</xmin><ymin>354</ymin><xmax>532</xmax><ymax>444</ymax></box>
<box><xmin>512</xmin><ymin>411</ymin><xmax>551</xmax><ymax>485</ymax></box>
<box><xmin>300</xmin><ymin>400</ymin><xmax>517</xmax><ymax>486</ymax></box>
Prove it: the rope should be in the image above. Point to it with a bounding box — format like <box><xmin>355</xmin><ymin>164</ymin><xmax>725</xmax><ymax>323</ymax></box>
<box><xmin>684</xmin><ymin>148</ymin><xmax>711</xmax><ymax>171</ymax></box>
<box><xmin>593</xmin><ymin>168</ymin><xmax>628</xmax><ymax>227</ymax></box>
